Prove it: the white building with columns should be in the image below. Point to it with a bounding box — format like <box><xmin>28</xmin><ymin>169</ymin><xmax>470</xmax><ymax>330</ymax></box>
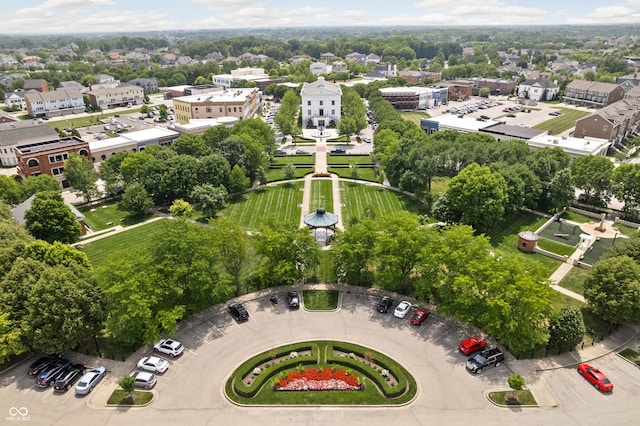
<box><xmin>300</xmin><ymin>77</ymin><xmax>342</xmax><ymax>129</ymax></box>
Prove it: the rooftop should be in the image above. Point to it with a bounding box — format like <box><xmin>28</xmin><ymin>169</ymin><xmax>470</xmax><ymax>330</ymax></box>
<box><xmin>15</xmin><ymin>136</ymin><xmax>86</xmax><ymax>154</ymax></box>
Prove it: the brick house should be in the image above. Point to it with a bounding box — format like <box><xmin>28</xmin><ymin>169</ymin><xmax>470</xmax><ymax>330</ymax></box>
<box><xmin>573</xmin><ymin>98</ymin><xmax>640</xmax><ymax>147</ymax></box>
<box><xmin>23</xmin><ymin>79</ymin><xmax>48</xmax><ymax>92</ymax></box>
<box><xmin>563</xmin><ymin>80</ymin><xmax>625</xmax><ymax>108</ymax></box>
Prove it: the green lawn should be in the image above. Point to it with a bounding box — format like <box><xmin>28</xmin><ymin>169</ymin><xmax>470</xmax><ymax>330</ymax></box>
<box><xmin>48</xmin><ymin>110</ymin><xmax>142</xmax><ymax>130</ymax></box>
<box><xmin>559</xmin><ymin>267</ymin><xmax>590</xmax><ymax>295</ymax></box>
<box><xmin>537</xmin><ymin>237</ymin><xmax>576</xmax><ymax>256</ymax></box>
<box><xmin>532</xmin><ymin>108</ymin><xmax>590</xmax><ymax>135</ymax></box>
<box><xmin>488</xmin><ymin>389</ymin><xmax>537</xmax><ymax>406</ymax></box>
<box><xmin>339</xmin><ymin>182</ymin><xmax>426</xmax><ymax>225</ymax></box>
<box><xmin>272</xmin><ymin>155</ymin><xmax>316</xmax><ymax>166</ymax></box>
<box><xmin>311</xmin><ymin>250</ymin><xmax>336</xmax><ymax>283</ymax></box>
<box><xmin>327</xmin><ymin>154</ymin><xmax>374</xmax><ymax>166</ymax></box>
<box><xmin>430</xmin><ymin>176</ymin><xmax>451</xmax><ymax>195</ymax></box>
<box><xmin>266</xmin><ymin>167</ymin><xmax>313</xmax><ymax>182</ymax></box>
<box><xmin>220</xmin><ymin>182</ymin><xmax>304</xmax><ymax>231</ymax></box>
<box><xmin>310</xmin><ymin>180</ymin><xmax>333</xmax><ymax>213</ymax></box>
<box><xmin>561</xmin><ymin>210</ymin><xmax>593</xmax><ymax>223</ymax></box>
<box><xmin>399</xmin><ymin>111</ymin><xmax>431</xmax><ymax>127</ymax></box>
<box><xmin>107</xmin><ymin>390</ymin><xmax>153</xmax><ymax>405</ymax></box>
<box><xmin>302</xmin><ymin>290</ymin><xmax>340</xmax><ymax>310</ymax></box>
<box><xmin>79</xmin><ymin>201</ymin><xmax>153</xmax><ymax>231</ymax></box>
<box><xmin>80</xmin><ymin>219</ymin><xmax>168</xmax><ymax>267</ymax></box>
<box><xmin>328</xmin><ymin>167</ymin><xmax>379</xmax><ymax>182</ymax></box>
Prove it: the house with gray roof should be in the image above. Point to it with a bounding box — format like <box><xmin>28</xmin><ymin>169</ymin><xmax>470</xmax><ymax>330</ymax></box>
<box><xmin>563</xmin><ymin>80</ymin><xmax>625</xmax><ymax>108</ymax></box>
<box><xmin>574</xmin><ymin>98</ymin><xmax>640</xmax><ymax>147</ymax></box>
<box><xmin>517</xmin><ymin>78</ymin><xmax>559</xmax><ymax>101</ymax></box>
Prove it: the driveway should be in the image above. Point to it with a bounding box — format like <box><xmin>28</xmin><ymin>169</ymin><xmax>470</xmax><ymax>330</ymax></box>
<box><xmin>2</xmin><ymin>288</ymin><xmax>639</xmax><ymax>425</ymax></box>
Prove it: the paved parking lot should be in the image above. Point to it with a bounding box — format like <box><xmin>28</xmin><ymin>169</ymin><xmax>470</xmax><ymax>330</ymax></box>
<box><xmin>2</xmin><ymin>287</ymin><xmax>639</xmax><ymax>425</ymax></box>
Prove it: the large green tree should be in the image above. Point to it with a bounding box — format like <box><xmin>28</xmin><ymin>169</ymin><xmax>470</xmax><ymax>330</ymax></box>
<box><xmin>63</xmin><ymin>152</ymin><xmax>98</xmax><ymax>202</ymax></box>
<box><xmin>24</xmin><ymin>191</ymin><xmax>81</xmax><ymax>244</ymax></box>
<box><xmin>445</xmin><ymin>163</ymin><xmax>508</xmax><ymax>232</ymax></box>
<box><xmin>120</xmin><ymin>182</ymin><xmax>153</xmax><ymax>217</ymax></box>
<box><xmin>570</xmin><ymin>155</ymin><xmax>613</xmax><ymax>202</ymax></box>
<box><xmin>333</xmin><ymin>219</ymin><xmax>376</xmax><ymax>287</ymax></box>
<box><xmin>190</xmin><ymin>183</ymin><xmax>227</xmax><ymax>219</ymax></box>
<box><xmin>209</xmin><ymin>217</ymin><xmax>249</xmax><ymax>296</ymax></box>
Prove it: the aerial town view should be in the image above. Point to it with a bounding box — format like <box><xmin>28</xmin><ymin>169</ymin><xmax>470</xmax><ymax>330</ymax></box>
<box><xmin>1</xmin><ymin>1</ymin><xmax>640</xmax><ymax>425</ymax></box>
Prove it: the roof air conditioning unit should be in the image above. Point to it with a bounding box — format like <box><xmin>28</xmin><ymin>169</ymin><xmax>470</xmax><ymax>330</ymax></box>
<box><xmin>553</xmin><ymin>139</ymin><xmax>559</xmax><ymax>144</ymax></box>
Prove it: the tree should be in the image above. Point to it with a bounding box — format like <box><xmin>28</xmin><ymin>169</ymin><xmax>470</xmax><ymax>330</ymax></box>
<box><xmin>283</xmin><ymin>163</ymin><xmax>296</xmax><ymax>181</ymax></box>
<box><xmin>24</xmin><ymin>191</ymin><xmax>81</xmax><ymax>244</ymax></box>
<box><xmin>445</xmin><ymin>163</ymin><xmax>508</xmax><ymax>232</ymax></box>
<box><xmin>0</xmin><ymin>175</ymin><xmax>22</xmax><ymax>205</ymax></box>
<box><xmin>583</xmin><ymin>255</ymin><xmax>640</xmax><ymax>325</ymax></box>
<box><xmin>333</xmin><ymin>219</ymin><xmax>376</xmax><ymax>286</ymax></box>
<box><xmin>611</xmin><ymin>164</ymin><xmax>640</xmax><ymax>216</ymax></box>
<box><xmin>171</xmin><ymin>134</ymin><xmax>211</xmax><ymax>158</ymax></box>
<box><xmin>548</xmin><ymin>306</ymin><xmax>586</xmax><ymax>352</ymax></box>
<box><xmin>190</xmin><ymin>184</ymin><xmax>227</xmax><ymax>219</ymax></box>
<box><xmin>508</xmin><ymin>373</ymin><xmax>525</xmax><ymax>390</ymax></box>
<box><xmin>23</xmin><ymin>240</ymin><xmax>91</xmax><ymax>269</ymax></box>
<box><xmin>228</xmin><ymin>164</ymin><xmax>250</xmax><ymax>194</ymax></box>
<box><xmin>254</xmin><ymin>224</ymin><xmax>320</xmax><ymax>287</ymax></box>
<box><xmin>63</xmin><ymin>152</ymin><xmax>98</xmax><ymax>202</ymax></box>
<box><xmin>0</xmin><ymin>312</ymin><xmax>27</xmax><ymax>364</ymax></box>
<box><xmin>20</xmin><ymin>174</ymin><xmax>60</xmax><ymax>200</ymax></box>
<box><xmin>570</xmin><ymin>155</ymin><xmax>613</xmax><ymax>202</ymax></box>
<box><xmin>547</xmin><ymin>168</ymin><xmax>574</xmax><ymax>212</ymax></box>
<box><xmin>169</xmin><ymin>199</ymin><xmax>193</xmax><ymax>218</ymax></box>
<box><xmin>23</xmin><ymin>263</ymin><xmax>104</xmax><ymax>354</ymax></box>
<box><xmin>120</xmin><ymin>182</ymin><xmax>153</xmax><ymax>217</ymax></box>
<box><xmin>117</xmin><ymin>374</ymin><xmax>136</xmax><ymax>398</ymax></box>
<box><xmin>210</xmin><ymin>217</ymin><xmax>248</xmax><ymax>296</ymax></box>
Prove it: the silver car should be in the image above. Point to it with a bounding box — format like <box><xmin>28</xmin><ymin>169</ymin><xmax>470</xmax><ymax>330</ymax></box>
<box><xmin>129</xmin><ymin>371</ymin><xmax>157</xmax><ymax>389</ymax></box>
<box><xmin>75</xmin><ymin>366</ymin><xmax>106</xmax><ymax>395</ymax></box>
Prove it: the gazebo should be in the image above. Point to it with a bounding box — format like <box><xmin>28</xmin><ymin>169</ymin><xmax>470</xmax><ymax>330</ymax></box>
<box><xmin>304</xmin><ymin>208</ymin><xmax>338</xmax><ymax>245</ymax></box>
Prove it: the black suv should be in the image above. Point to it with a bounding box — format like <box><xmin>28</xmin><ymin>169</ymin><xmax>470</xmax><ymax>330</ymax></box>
<box><xmin>287</xmin><ymin>292</ymin><xmax>300</xmax><ymax>310</ymax></box>
<box><xmin>228</xmin><ymin>302</ymin><xmax>249</xmax><ymax>322</ymax></box>
<box><xmin>466</xmin><ymin>348</ymin><xmax>504</xmax><ymax>374</ymax></box>
<box><xmin>53</xmin><ymin>364</ymin><xmax>85</xmax><ymax>392</ymax></box>
<box><xmin>377</xmin><ymin>296</ymin><xmax>393</xmax><ymax>313</ymax></box>
<box><xmin>28</xmin><ymin>356</ymin><xmax>58</xmax><ymax>376</ymax></box>
<box><xmin>35</xmin><ymin>358</ymin><xmax>72</xmax><ymax>387</ymax></box>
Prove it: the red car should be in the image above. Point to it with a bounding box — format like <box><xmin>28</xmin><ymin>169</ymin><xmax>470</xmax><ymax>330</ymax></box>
<box><xmin>577</xmin><ymin>363</ymin><xmax>613</xmax><ymax>392</ymax></box>
<box><xmin>458</xmin><ymin>338</ymin><xmax>486</xmax><ymax>355</ymax></box>
<box><xmin>410</xmin><ymin>309</ymin><xmax>430</xmax><ymax>325</ymax></box>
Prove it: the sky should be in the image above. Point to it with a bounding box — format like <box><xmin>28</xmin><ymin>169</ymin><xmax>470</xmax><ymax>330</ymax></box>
<box><xmin>0</xmin><ymin>0</ymin><xmax>639</xmax><ymax>35</ymax></box>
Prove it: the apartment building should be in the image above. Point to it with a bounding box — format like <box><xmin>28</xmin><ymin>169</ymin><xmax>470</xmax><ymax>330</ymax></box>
<box><xmin>87</xmin><ymin>85</ymin><xmax>144</xmax><ymax>110</ymax></box>
<box><xmin>171</xmin><ymin>88</ymin><xmax>260</xmax><ymax>124</ymax></box>
<box><xmin>25</xmin><ymin>89</ymin><xmax>85</xmax><ymax>118</ymax></box>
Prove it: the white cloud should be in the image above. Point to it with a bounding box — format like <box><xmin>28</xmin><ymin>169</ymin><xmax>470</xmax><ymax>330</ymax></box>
<box><xmin>190</xmin><ymin>0</ymin><xmax>257</xmax><ymax>10</ymax></box>
<box><xmin>194</xmin><ymin>6</ymin><xmax>331</xmax><ymax>28</ymax></box>
<box><xmin>566</xmin><ymin>5</ymin><xmax>640</xmax><ymax>24</ymax></box>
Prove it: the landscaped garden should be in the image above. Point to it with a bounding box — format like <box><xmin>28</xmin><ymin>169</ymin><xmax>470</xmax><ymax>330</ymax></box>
<box><xmin>339</xmin><ymin>182</ymin><xmax>425</xmax><ymax>224</ymax></box>
<box><xmin>310</xmin><ymin>179</ymin><xmax>334</xmax><ymax>213</ymax></box>
<box><xmin>225</xmin><ymin>340</ymin><xmax>417</xmax><ymax>405</ymax></box>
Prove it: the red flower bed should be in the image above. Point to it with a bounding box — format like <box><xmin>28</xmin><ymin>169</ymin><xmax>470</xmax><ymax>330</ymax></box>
<box><xmin>275</xmin><ymin>368</ymin><xmax>362</xmax><ymax>391</ymax></box>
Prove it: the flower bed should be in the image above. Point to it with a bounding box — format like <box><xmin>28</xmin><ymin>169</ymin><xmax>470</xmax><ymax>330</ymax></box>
<box><xmin>275</xmin><ymin>368</ymin><xmax>363</xmax><ymax>391</ymax></box>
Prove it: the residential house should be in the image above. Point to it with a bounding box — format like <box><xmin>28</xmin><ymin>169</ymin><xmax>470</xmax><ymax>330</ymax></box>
<box><xmin>364</xmin><ymin>64</ymin><xmax>397</xmax><ymax>80</ymax></box>
<box><xmin>289</xmin><ymin>55</ymin><xmax>312</xmax><ymax>65</ymax></box>
<box><xmin>399</xmin><ymin>70</ymin><xmax>441</xmax><ymax>83</ymax></box>
<box><xmin>58</xmin><ymin>81</ymin><xmax>86</xmax><ymax>92</ymax></box>
<box><xmin>11</xmin><ymin>194</ymin><xmax>87</xmax><ymax>235</ymax></box>
<box><xmin>0</xmin><ymin>54</ymin><xmax>18</xmax><ymax>66</ymax></box>
<box><xmin>5</xmin><ymin>90</ymin><xmax>26</xmax><ymax>110</ymax></box>
<box><xmin>517</xmin><ymin>78</ymin><xmax>560</xmax><ymax>101</ymax></box>
<box><xmin>23</xmin><ymin>79</ymin><xmax>48</xmax><ymax>92</ymax></box>
<box><xmin>573</xmin><ymin>98</ymin><xmax>640</xmax><ymax>147</ymax></box>
<box><xmin>171</xmin><ymin>87</ymin><xmax>261</xmax><ymax>125</ymax></box>
<box><xmin>310</xmin><ymin>62</ymin><xmax>327</xmax><ymax>76</ymax></box>
<box><xmin>87</xmin><ymin>85</ymin><xmax>144</xmax><ymax>110</ymax></box>
<box><xmin>563</xmin><ymin>80</ymin><xmax>625</xmax><ymax>108</ymax></box>
<box><xmin>300</xmin><ymin>77</ymin><xmax>342</xmax><ymax>129</ymax></box>
<box><xmin>14</xmin><ymin>136</ymin><xmax>91</xmax><ymax>187</ymax></box>
<box><xmin>624</xmin><ymin>86</ymin><xmax>640</xmax><ymax>101</ymax></box>
<box><xmin>128</xmin><ymin>77</ymin><xmax>158</xmax><ymax>93</ymax></box>
<box><xmin>205</xmin><ymin>51</ymin><xmax>224</xmax><ymax>62</ymax></box>
<box><xmin>345</xmin><ymin>52</ymin><xmax>367</xmax><ymax>65</ymax></box>
<box><xmin>615</xmin><ymin>73</ymin><xmax>640</xmax><ymax>87</ymax></box>
<box><xmin>25</xmin><ymin>89</ymin><xmax>85</xmax><ymax>118</ymax></box>
<box><xmin>0</xmin><ymin>120</ymin><xmax>58</xmax><ymax>166</ymax></box>
<box><xmin>331</xmin><ymin>61</ymin><xmax>348</xmax><ymax>73</ymax></box>
<box><xmin>320</xmin><ymin>52</ymin><xmax>335</xmax><ymax>61</ymax></box>
<box><xmin>367</xmin><ymin>53</ymin><xmax>381</xmax><ymax>64</ymax></box>
<box><xmin>379</xmin><ymin>86</ymin><xmax>448</xmax><ymax>110</ymax></box>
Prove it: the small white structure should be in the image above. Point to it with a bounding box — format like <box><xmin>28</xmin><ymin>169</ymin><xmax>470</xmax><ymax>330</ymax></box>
<box><xmin>300</xmin><ymin>77</ymin><xmax>342</xmax><ymax>129</ymax></box>
<box><xmin>517</xmin><ymin>78</ymin><xmax>560</xmax><ymax>101</ymax></box>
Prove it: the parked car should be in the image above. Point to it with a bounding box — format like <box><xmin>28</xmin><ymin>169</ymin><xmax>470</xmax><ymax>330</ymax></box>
<box><xmin>331</xmin><ymin>148</ymin><xmax>346</xmax><ymax>154</ymax></box>
<box><xmin>35</xmin><ymin>359</ymin><xmax>72</xmax><ymax>387</ymax></box>
<box><xmin>577</xmin><ymin>363</ymin><xmax>613</xmax><ymax>392</ymax></box>
<box><xmin>458</xmin><ymin>338</ymin><xmax>487</xmax><ymax>355</ymax></box>
<box><xmin>410</xmin><ymin>309</ymin><xmax>430</xmax><ymax>325</ymax></box>
<box><xmin>129</xmin><ymin>371</ymin><xmax>157</xmax><ymax>389</ymax></box>
<box><xmin>506</xmin><ymin>113</ymin><xmax>517</xmax><ymax>118</ymax></box>
<box><xmin>54</xmin><ymin>364</ymin><xmax>85</xmax><ymax>392</ymax></box>
<box><xmin>28</xmin><ymin>356</ymin><xmax>58</xmax><ymax>376</ymax></box>
<box><xmin>228</xmin><ymin>302</ymin><xmax>249</xmax><ymax>321</ymax></box>
<box><xmin>393</xmin><ymin>301</ymin><xmax>412</xmax><ymax>319</ymax></box>
<box><xmin>377</xmin><ymin>296</ymin><xmax>393</xmax><ymax>313</ymax></box>
<box><xmin>549</xmin><ymin>111</ymin><xmax>561</xmax><ymax>116</ymax></box>
<box><xmin>137</xmin><ymin>356</ymin><xmax>169</xmax><ymax>374</ymax></box>
<box><xmin>75</xmin><ymin>366</ymin><xmax>107</xmax><ymax>395</ymax></box>
<box><xmin>465</xmin><ymin>348</ymin><xmax>504</xmax><ymax>374</ymax></box>
<box><xmin>286</xmin><ymin>292</ymin><xmax>300</xmax><ymax>309</ymax></box>
<box><xmin>153</xmin><ymin>339</ymin><xmax>184</xmax><ymax>357</ymax></box>
<box><xmin>363</xmin><ymin>137</ymin><xmax>372</xmax><ymax>143</ymax></box>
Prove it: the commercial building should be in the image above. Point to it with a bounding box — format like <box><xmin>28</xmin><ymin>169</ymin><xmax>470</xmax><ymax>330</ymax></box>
<box><xmin>379</xmin><ymin>86</ymin><xmax>448</xmax><ymax>110</ymax></box>
<box><xmin>171</xmin><ymin>88</ymin><xmax>261</xmax><ymax>124</ymax></box>
<box><xmin>527</xmin><ymin>133</ymin><xmax>610</xmax><ymax>157</ymax></box>
<box><xmin>89</xmin><ymin>127</ymin><xmax>179</xmax><ymax>162</ymax></box>
<box><xmin>0</xmin><ymin>120</ymin><xmax>60</xmax><ymax>166</ymax></box>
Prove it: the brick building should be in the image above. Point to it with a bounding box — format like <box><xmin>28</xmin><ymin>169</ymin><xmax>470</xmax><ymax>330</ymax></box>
<box><xmin>573</xmin><ymin>98</ymin><xmax>640</xmax><ymax>147</ymax></box>
<box><xmin>563</xmin><ymin>80</ymin><xmax>625</xmax><ymax>108</ymax></box>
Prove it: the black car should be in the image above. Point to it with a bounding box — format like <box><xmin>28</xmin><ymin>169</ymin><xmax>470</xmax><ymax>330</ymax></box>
<box><xmin>377</xmin><ymin>296</ymin><xmax>393</xmax><ymax>313</ymax></box>
<box><xmin>53</xmin><ymin>364</ymin><xmax>85</xmax><ymax>392</ymax></box>
<box><xmin>331</xmin><ymin>148</ymin><xmax>346</xmax><ymax>154</ymax></box>
<box><xmin>465</xmin><ymin>348</ymin><xmax>504</xmax><ymax>374</ymax></box>
<box><xmin>228</xmin><ymin>302</ymin><xmax>249</xmax><ymax>321</ymax></box>
<box><xmin>35</xmin><ymin>359</ymin><xmax>72</xmax><ymax>388</ymax></box>
<box><xmin>287</xmin><ymin>292</ymin><xmax>300</xmax><ymax>309</ymax></box>
<box><xmin>28</xmin><ymin>356</ymin><xmax>58</xmax><ymax>376</ymax></box>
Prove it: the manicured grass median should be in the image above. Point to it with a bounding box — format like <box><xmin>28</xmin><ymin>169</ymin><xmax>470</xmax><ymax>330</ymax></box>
<box><xmin>302</xmin><ymin>290</ymin><xmax>339</xmax><ymax>310</ymax></box>
<box><xmin>339</xmin><ymin>182</ymin><xmax>426</xmax><ymax>224</ymax></box>
<box><xmin>488</xmin><ymin>389</ymin><xmax>537</xmax><ymax>406</ymax></box>
<box><xmin>310</xmin><ymin>180</ymin><xmax>333</xmax><ymax>213</ymax></box>
<box><xmin>107</xmin><ymin>390</ymin><xmax>153</xmax><ymax>405</ymax></box>
<box><xmin>329</xmin><ymin>167</ymin><xmax>378</xmax><ymax>182</ymax></box>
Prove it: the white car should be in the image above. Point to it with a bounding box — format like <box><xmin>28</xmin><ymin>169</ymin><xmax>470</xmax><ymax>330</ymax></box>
<box><xmin>129</xmin><ymin>371</ymin><xmax>157</xmax><ymax>389</ymax></box>
<box><xmin>153</xmin><ymin>339</ymin><xmax>184</xmax><ymax>357</ymax></box>
<box><xmin>394</xmin><ymin>301</ymin><xmax>412</xmax><ymax>318</ymax></box>
<box><xmin>137</xmin><ymin>356</ymin><xmax>169</xmax><ymax>374</ymax></box>
<box><xmin>75</xmin><ymin>366</ymin><xmax>106</xmax><ymax>395</ymax></box>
